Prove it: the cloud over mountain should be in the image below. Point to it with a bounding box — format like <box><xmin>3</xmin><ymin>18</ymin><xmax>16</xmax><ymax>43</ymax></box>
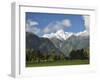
<box><xmin>26</xmin><ymin>20</ymin><xmax>41</xmax><ymax>35</ymax></box>
<box><xmin>26</xmin><ymin>16</ymin><xmax>89</xmax><ymax>37</ymax></box>
<box><xmin>43</xmin><ymin>19</ymin><xmax>71</xmax><ymax>34</ymax></box>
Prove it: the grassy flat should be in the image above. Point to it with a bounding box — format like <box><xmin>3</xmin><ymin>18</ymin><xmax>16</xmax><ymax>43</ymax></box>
<box><xmin>26</xmin><ymin>59</ymin><xmax>89</xmax><ymax>67</ymax></box>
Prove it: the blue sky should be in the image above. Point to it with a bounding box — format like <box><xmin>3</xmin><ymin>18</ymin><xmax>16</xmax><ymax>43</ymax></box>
<box><xmin>26</xmin><ymin>12</ymin><xmax>86</xmax><ymax>36</ymax></box>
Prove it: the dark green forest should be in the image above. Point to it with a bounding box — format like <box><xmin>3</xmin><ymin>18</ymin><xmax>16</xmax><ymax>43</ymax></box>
<box><xmin>26</xmin><ymin>48</ymin><xmax>89</xmax><ymax>66</ymax></box>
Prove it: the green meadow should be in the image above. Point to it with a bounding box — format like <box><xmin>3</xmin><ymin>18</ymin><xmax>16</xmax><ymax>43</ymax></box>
<box><xmin>26</xmin><ymin>59</ymin><xmax>89</xmax><ymax>67</ymax></box>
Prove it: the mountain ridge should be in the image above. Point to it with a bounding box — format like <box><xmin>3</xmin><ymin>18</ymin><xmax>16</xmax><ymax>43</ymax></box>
<box><xmin>42</xmin><ymin>29</ymin><xmax>89</xmax><ymax>41</ymax></box>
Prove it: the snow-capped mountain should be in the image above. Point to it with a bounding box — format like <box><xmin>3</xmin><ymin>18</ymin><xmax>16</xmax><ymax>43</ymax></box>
<box><xmin>42</xmin><ymin>29</ymin><xmax>73</xmax><ymax>40</ymax></box>
<box><xmin>42</xmin><ymin>29</ymin><xmax>89</xmax><ymax>57</ymax></box>
<box><xmin>42</xmin><ymin>29</ymin><xmax>89</xmax><ymax>40</ymax></box>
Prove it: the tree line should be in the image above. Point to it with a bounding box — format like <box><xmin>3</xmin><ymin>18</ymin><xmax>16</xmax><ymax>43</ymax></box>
<box><xmin>26</xmin><ymin>48</ymin><xmax>89</xmax><ymax>63</ymax></box>
<box><xmin>69</xmin><ymin>48</ymin><xmax>89</xmax><ymax>60</ymax></box>
<box><xmin>26</xmin><ymin>48</ymin><xmax>65</xmax><ymax>63</ymax></box>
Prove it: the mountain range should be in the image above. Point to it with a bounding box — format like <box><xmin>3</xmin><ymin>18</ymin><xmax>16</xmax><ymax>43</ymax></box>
<box><xmin>26</xmin><ymin>29</ymin><xmax>89</xmax><ymax>57</ymax></box>
<box><xmin>26</xmin><ymin>32</ymin><xmax>63</xmax><ymax>56</ymax></box>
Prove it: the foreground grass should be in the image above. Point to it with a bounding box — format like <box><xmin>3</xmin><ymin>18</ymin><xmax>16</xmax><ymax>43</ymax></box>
<box><xmin>26</xmin><ymin>59</ymin><xmax>89</xmax><ymax>67</ymax></box>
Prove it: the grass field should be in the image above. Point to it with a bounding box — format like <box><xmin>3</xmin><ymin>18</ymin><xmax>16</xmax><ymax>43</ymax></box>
<box><xmin>26</xmin><ymin>59</ymin><xmax>89</xmax><ymax>67</ymax></box>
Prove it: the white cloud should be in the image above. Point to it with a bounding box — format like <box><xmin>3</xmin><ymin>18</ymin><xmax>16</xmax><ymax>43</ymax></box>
<box><xmin>29</xmin><ymin>21</ymin><xmax>39</xmax><ymax>26</ymax></box>
<box><xmin>43</xmin><ymin>19</ymin><xmax>71</xmax><ymax>33</ymax></box>
<box><xmin>26</xmin><ymin>20</ymin><xmax>40</xmax><ymax>35</ymax></box>
<box><xmin>26</xmin><ymin>20</ymin><xmax>39</xmax><ymax>27</ymax></box>
<box><xmin>83</xmin><ymin>16</ymin><xmax>90</xmax><ymax>32</ymax></box>
<box><xmin>61</xmin><ymin>19</ymin><xmax>71</xmax><ymax>27</ymax></box>
<box><xmin>26</xmin><ymin>26</ymin><xmax>41</xmax><ymax>34</ymax></box>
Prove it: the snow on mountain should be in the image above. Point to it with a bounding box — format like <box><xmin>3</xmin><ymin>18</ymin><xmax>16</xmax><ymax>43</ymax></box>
<box><xmin>42</xmin><ymin>29</ymin><xmax>89</xmax><ymax>40</ymax></box>
<box><xmin>42</xmin><ymin>33</ymin><xmax>55</xmax><ymax>38</ymax></box>
<box><xmin>75</xmin><ymin>30</ymin><xmax>89</xmax><ymax>37</ymax></box>
<box><xmin>55</xmin><ymin>29</ymin><xmax>73</xmax><ymax>40</ymax></box>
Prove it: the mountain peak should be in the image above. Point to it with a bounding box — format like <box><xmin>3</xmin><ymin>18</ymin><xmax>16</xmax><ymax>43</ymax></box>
<box><xmin>55</xmin><ymin>29</ymin><xmax>68</xmax><ymax>40</ymax></box>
